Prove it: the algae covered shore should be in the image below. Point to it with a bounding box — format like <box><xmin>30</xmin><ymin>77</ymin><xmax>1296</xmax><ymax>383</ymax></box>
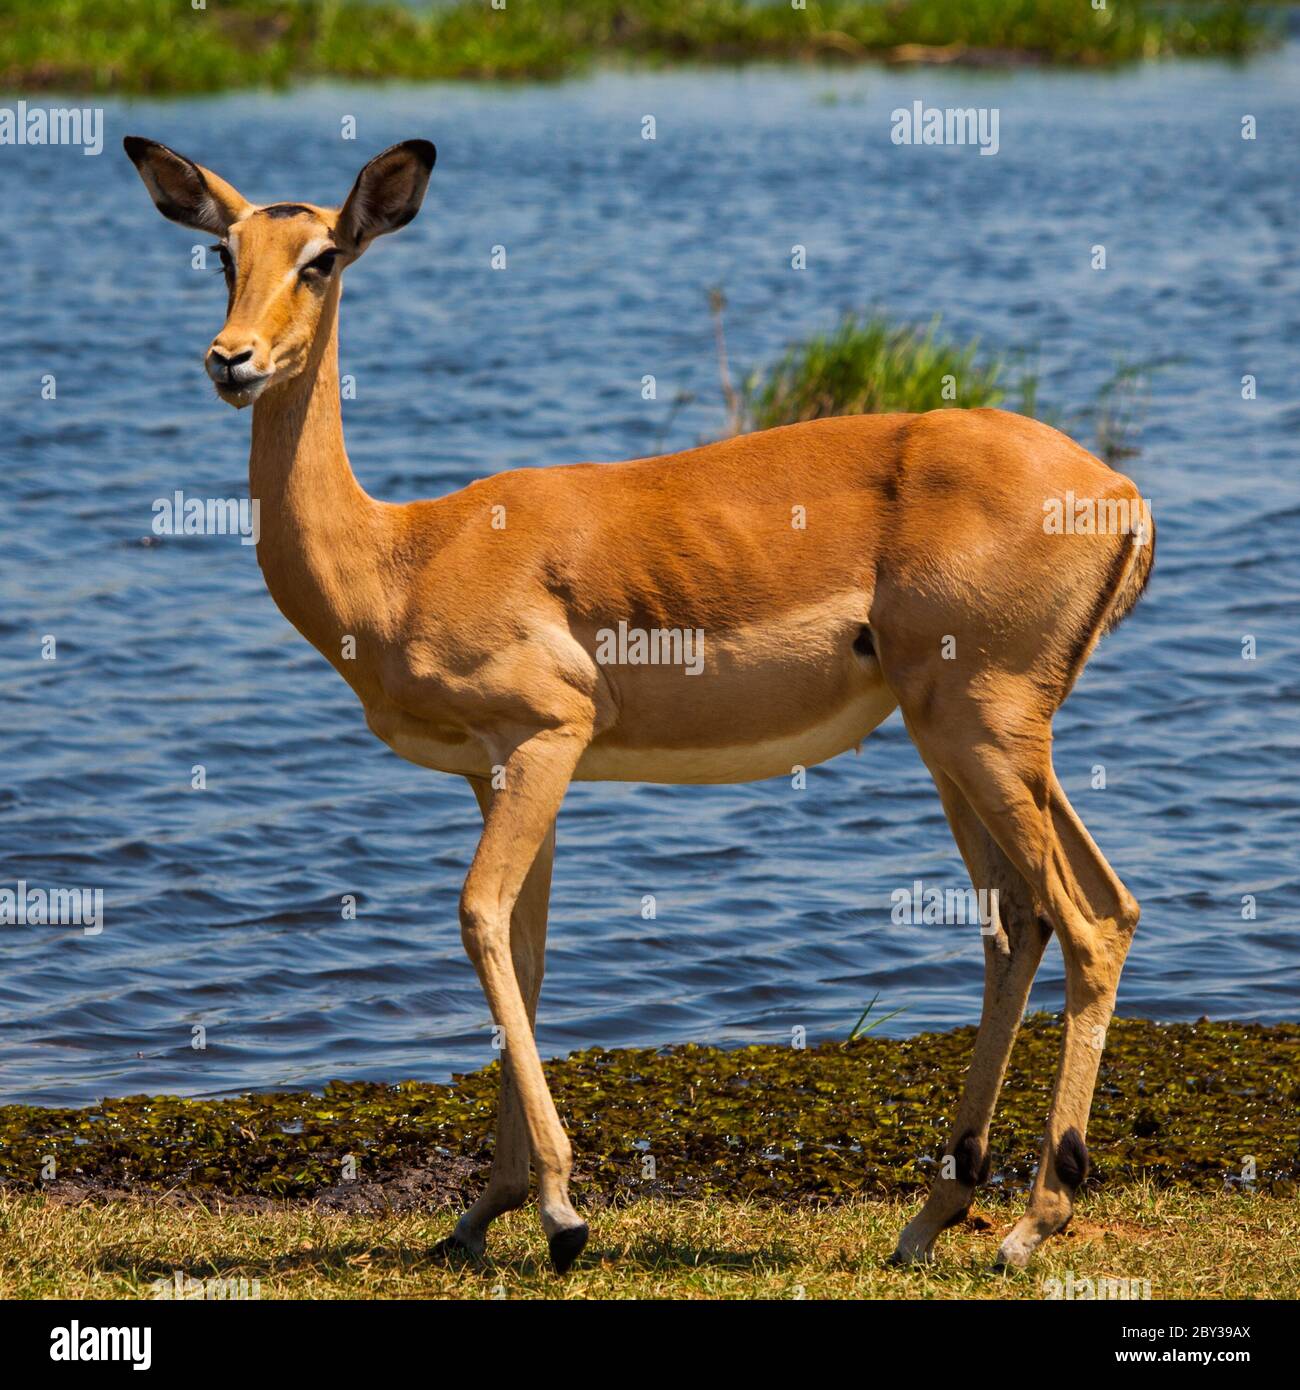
<box><xmin>2</xmin><ymin>1017</ymin><xmax>1295</xmax><ymax>1207</ymax></box>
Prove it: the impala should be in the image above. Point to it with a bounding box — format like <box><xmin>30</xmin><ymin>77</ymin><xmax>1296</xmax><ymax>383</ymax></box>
<box><xmin>124</xmin><ymin>135</ymin><xmax>1154</xmax><ymax>1274</ymax></box>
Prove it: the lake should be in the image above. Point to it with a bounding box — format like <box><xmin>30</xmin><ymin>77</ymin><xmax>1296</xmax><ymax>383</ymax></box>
<box><xmin>0</xmin><ymin>49</ymin><xmax>1297</xmax><ymax>1105</ymax></box>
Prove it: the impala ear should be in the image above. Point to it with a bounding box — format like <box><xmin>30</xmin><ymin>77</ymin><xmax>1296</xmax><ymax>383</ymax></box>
<box><xmin>123</xmin><ymin>136</ymin><xmax>250</xmax><ymax>236</ymax></box>
<box><xmin>336</xmin><ymin>140</ymin><xmax>436</xmax><ymax>255</ymax></box>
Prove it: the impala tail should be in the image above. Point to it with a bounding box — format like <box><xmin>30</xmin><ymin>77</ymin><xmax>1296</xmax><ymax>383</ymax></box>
<box><xmin>1063</xmin><ymin>500</ymin><xmax>1155</xmax><ymax>696</ymax></box>
<box><xmin>1102</xmin><ymin>510</ymin><xmax>1156</xmax><ymax>635</ymax></box>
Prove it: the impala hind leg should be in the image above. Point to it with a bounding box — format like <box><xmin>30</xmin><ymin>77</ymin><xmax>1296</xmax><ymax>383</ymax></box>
<box><xmin>908</xmin><ymin>689</ymin><xmax>1139</xmax><ymax>1268</ymax></box>
<box><xmin>434</xmin><ymin>775</ymin><xmax>555</xmax><ymax>1261</ymax></box>
<box><xmin>990</xmin><ymin>769</ymin><xmax>1139</xmax><ymax>1268</ymax></box>
<box><xmin>891</xmin><ymin>769</ymin><xmax>1050</xmax><ymax>1264</ymax></box>
<box><xmin>456</xmin><ymin>730</ymin><xmax>590</xmax><ymax>1273</ymax></box>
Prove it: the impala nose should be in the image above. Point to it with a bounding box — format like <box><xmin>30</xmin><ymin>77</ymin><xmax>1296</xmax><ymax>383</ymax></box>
<box><xmin>210</xmin><ymin>348</ymin><xmax>252</xmax><ymax>371</ymax></box>
<box><xmin>206</xmin><ymin>346</ymin><xmax>253</xmax><ymax>382</ymax></box>
<box><xmin>205</xmin><ymin>342</ymin><xmax>270</xmax><ymax>400</ymax></box>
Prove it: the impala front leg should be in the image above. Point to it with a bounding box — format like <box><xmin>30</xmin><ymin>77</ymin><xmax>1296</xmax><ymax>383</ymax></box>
<box><xmin>456</xmin><ymin>727</ymin><xmax>590</xmax><ymax>1273</ymax></box>
<box><xmin>435</xmin><ymin>775</ymin><xmax>555</xmax><ymax>1261</ymax></box>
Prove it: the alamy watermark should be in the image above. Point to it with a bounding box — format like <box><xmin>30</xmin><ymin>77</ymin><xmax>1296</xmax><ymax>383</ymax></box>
<box><xmin>891</xmin><ymin>102</ymin><xmax>1000</xmax><ymax>157</ymax></box>
<box><xmin>152</xmin><ymin>490</ymin><xmax>260</xmax><ymax>545</ymax></box>
<box><xmin>1</xmin><ymin>102</ymin><xmax>103</xmax><ymax>156</ymax></box>
<box><xmin>1043</xmin><ymin>491</ymin><xmax>1153</xmax><ymax>541</ymax></box>
<box><xmin>595</xmin><ymin>620</ymin><xmax>704</xmax><ymax>675</ymax></box>
<box><xmin>151</xmin><ymin>1270</ymin><xmax>261</xmax><ymax>1300</ymax></box>
<box><xmin>891</xmin><ymin>878</ymin><xmax>999</xmax><ymax>934</ymax></box>
<box><xmin>1</xmin><ymin>881</ymin><xmax>102</xmax><ymax>934</ymax></box>
<box><xmin>1042</xmin><ymin>1269</ymin><xmax>1152</xmax><ymax>1300</ymax></box>
<box><xmin>49</xmin><ymin>1323</ymin><xmax>150</xmax><ymax>1369</ymax></box>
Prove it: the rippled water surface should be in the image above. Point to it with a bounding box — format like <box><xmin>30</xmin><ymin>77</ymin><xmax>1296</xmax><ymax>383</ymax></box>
<box><xmin>1</xmin><ymin>52</ymin><xmax>1298</xmax><ymax>1104</ymax></box>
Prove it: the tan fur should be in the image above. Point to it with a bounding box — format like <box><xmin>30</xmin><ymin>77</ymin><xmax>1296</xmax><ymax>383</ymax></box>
<box><xmin>127</xmin><ymin>137</ymin><xmax>1154</xmax><ymax>1271</ymax></box>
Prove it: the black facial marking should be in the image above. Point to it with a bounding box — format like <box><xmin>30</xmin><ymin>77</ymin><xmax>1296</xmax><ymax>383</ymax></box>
<box><xmin>952</xmin><ymin>1130</ymin><xmax>991</xmax><ymax>1189</ymax></box>
<box><xmin>852</xmin><ymin>625</ymin><xmax>875</xmax><ymax>658</ymax></box>
<box><xmin>1055</xmin><ymin>1127</ymin><xmax>1090</xmax><ymax>1192</ymax></box>
<box><xmin>256</xmin><ymin>203</ymin><xmax>315</xmax><ymax>219</ymax></box>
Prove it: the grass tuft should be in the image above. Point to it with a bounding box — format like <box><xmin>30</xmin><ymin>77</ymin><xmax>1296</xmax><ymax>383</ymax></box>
<box><xmin>722</xmin><ymin>305</ymin><xmax>1167</xmax><ymax>466</ymax></box>
<box><xmin>736</xmin><ymin>310</ymin><xmax>1037</xmax><ymax>429</ymax></box>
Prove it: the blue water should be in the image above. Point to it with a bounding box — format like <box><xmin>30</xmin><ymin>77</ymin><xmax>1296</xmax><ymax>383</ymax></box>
<box><xmin>1</xmin><ymin>52</ymin><xmax>1298</xmax><ymax>1106</ymax></box>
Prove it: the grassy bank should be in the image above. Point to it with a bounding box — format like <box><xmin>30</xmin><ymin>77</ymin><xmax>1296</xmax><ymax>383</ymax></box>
<box><xmin>3</xmin><ymin>1187</ymin><xmax>1297</xmax><ymax>1298</ymax></box>
<box><xmin>2</xmin><ymin>1018</ymin><xmax>1296</xmax><ymax>1206</ymax></box>
<box><xmin>1</xmin><ymin>1</ymin><xmax>1277</xmax><ymax>95</ymax></box>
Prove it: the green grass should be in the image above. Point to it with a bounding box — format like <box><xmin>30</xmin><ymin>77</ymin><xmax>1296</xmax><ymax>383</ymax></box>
<box><xmin>0</xmin><ymin>1</ymin><xmax>1278</xmax><ymax>95</ymax></box>
<box><xmin>736</xmin><ymin>310</ymin><xmax>1039</xmax><ymax>430</ymax></box>
<box><xmin>724</xmin><ymin>307</ymin><xmax>1167</xmax><ymax>463</ymax></box>
<box><xmin>3</xmin><ymin>1186</ymin><xmax>1297</xmax><ymax>1298</ymax></box>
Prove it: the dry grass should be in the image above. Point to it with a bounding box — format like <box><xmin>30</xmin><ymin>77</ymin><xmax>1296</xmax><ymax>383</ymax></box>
<box><xmin>3</xmin><ymin>1185</ymin><xmax>1295</xmax><ymax>1300</ymax></box>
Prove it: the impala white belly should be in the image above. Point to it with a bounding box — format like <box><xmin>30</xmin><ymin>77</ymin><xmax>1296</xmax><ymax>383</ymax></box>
<box><xmin>385</xmin><ymin>685</ymin><xmax>896</xmax><ymax>785</ymax></box>
<box><xmin>575</xmin><ymin>682</ymin><xmax>898</xmax><ymax>784</ymax></box>
<box><xmin>387</xmin><ymin>728</ymin><xmax>492</xmax><ymax>778</ymax></box>
<box><xmin>380</xmin><ymin>593</ymin><xmax>898</xmax><ymax>785</ymax></box>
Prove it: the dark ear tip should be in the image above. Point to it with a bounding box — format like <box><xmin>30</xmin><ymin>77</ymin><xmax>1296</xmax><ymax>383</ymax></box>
<box><xmin>123</xmin><ymin>135</ymin><xmax>152</xmax><ymax>163</ymax></box>
<box><xmin>403</xmin><ymin>139</ymin><xmax>436</xmax><ymax>171</ymax></box>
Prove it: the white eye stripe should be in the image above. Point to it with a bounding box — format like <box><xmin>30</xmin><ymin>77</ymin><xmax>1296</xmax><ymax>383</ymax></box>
<box><xmin>295</xmin><ymin>238</ymin><xmax>336</xmax><ymax>270</ymax></box>
<box><xmin>275</xmin><ymin>238</ymin><xmax>337</xmax><ymax>288</ymax></box>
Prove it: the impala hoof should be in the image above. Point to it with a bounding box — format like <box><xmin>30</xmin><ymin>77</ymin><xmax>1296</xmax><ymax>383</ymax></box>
<box><xmin>887</xmin><ymin>1242</ymin><xmax>935</xmax><ymax>1267</ymax></box>
<box><xmin>888</xmin><ymin>1215</ymin><xmax>938</xmax><ymax>1266</ymax></box>
<box><xmin>994</xmin><ymin>1234</ymin><xmax>1036</xmax><ymax>1270</ymax></box>
<box><xmin>431</xmin><ymin>1232</ymin><xmax>481</xmax><ymax>1264</ymax></box>
<box><xmin>547</xmin><ymin>1223</ymin><xmax>589</xmax><ymax>1274</ymax></box>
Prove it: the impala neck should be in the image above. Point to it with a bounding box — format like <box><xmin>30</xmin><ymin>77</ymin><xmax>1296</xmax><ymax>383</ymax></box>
<box><xmin>249</xmin><ymin>283</ymin><xmax>385</xmax><ymax>659</ymax></box>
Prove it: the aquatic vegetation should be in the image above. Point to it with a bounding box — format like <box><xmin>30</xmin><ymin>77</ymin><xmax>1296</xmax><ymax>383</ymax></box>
<box><xmin>1</xmin><ymin>1018</ymin><xmax>1294</xmax><ymax>1205</ymax></box>
<box><xmin>1088</xmin><ymin>358</ymin><xmax>1161</xmax><ymax>464</ymax></box>
<box><xmin>0</xmin><ymin>1</ymin><xmax>1278</xmax><ymax>95</ymax></box>
<box><xmin>845</xmin><ymin>991</ymin><xmax>907</xmax><ymax>1043</ymax></box>
<box><xmin>726</xmin><ymin>310</ymin><xmax>1164</xmax><ymax>466</ymax></box>
<box><xmin>736</xmin><ymin>311</ymin><xmax>1039</xmax><ymax>429</ymax></box>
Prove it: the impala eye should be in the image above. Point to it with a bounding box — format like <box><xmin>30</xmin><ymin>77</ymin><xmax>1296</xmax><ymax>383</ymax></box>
<box><xmin>209</xmin><ymin>244</ymin><xmax>232</xmax><ymax>275</ymax></box>
<box><xmin>301</xmin><ymin>250</ymin><xmax>338</xmax><ymax>280</ymax></box>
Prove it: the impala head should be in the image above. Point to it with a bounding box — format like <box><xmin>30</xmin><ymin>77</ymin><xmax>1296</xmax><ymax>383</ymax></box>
<box><xmin>123</xmin><ymin>136</ymin><xmax>435</xmax><ymax>408</ymax></box>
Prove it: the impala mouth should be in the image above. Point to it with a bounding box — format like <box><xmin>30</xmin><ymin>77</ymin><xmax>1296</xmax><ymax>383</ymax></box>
<box><xmin>212</xmin><ymin>372</ymin><xmax>270</xmax><ymax>407</ymax></box>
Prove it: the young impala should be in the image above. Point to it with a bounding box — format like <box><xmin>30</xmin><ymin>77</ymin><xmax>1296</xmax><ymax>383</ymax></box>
<box><xmin>125</xmin><ymin>135</ymin><xmax>1153</xmax><ymax>1274</ymax></box>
